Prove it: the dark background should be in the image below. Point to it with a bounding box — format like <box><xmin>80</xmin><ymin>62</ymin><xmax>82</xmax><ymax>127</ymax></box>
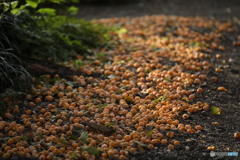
<box><xmin>76</xmin><ymin>0</ymin><xmax>240</xmax><ymax>20</ymax></box>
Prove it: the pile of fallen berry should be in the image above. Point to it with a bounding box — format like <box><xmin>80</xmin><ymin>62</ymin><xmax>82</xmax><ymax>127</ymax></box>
<box><xmin>0</xmin><ymin>15</ymin><xmax>240</xmax><ymax>160</ymax></box>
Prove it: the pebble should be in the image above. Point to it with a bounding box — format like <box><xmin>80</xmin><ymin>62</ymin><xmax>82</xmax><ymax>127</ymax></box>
<box><xmin>185</xmin><ymin>146</ymin><xmax>190</xmax><ymax>151</ymax></box>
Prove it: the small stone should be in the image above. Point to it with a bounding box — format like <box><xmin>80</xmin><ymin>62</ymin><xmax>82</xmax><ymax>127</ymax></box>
<box><xmin>212</xmin><ymin>122</ymin><xmax>220</xmax><ymax>125</ymax></box>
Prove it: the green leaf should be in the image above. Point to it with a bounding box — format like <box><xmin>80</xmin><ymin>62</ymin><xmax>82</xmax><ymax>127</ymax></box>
<box><xmin>73</xmin><ymin>60</ymin><xmax>84</xmax><ymax>68</ymax></box>
<box><xmin>125</xmin><ymin>96</ymin><xmax>133</xmax><ymax>103</ymax></box>
<box><xmin>69</xmin><ymin>135</ymin><xmax>77</xmax><ymax>140</ymax></box>
<box><xmin>38</xmin><ymin>0</ymin><xmax>45</xmax><ymax>3</ymax></box>
<box><xmin>144</xmin><ymin>130</ymin><xmax>153</xmax><ymax>137</ymax></box>
<box><xmin>115</xmin><ymin>89</ymin><xmax>122</xmax><ymax>94</ymax></box>
<box><xmin>82</xmin><ymin>146</ymin><xmax>101</xmax><ymax>155</ymax></box>
<box><xmin>11</xmin><ymin>9</ymin><xmax>19</xmax><ymax>14</ymax></box>
<box><xmin>67</xmin><ymin>6</ymin><xmax>79</xmax><ymax>15</ymax></box>
<box><xmin>153</xmin><ymin>96</ymin><xmax>166</xmax><ymax>103</ymax></box>
<box><xmin>96</xmin><ymin>52</ymin><xmax>106</xmax><ymax>57</ymax></box>
<box><xmin>105</xmin><ymin>122</ymin><xmax>115</xmax><ymax>127</ymax></box>
<box><xmin>11</xmin><ymin>1</ymin><xmax>19</xmax><ymax>9</ymax></box>
<box><xmin>65</xmin><ymin>81</ymin><xmax>73</xmax><ymax>86</ymax></box>
<box><xmin>211</xmin><ymin>106</ymin><xmax>222</xmax><ymax>115</ymax></box>
<box><xmin>135</xmin><ymin>141</ymin><xmax>147</xmax><ymax>147</ymax></box>
<box><xmin>80</xmin><ymin>131</ymin><xmax>88</xmax><ymax>142</ymax></box>
<box><xmin>59</xmin><ymin>138</ymin><xmax>68</xmax><ymax>144</ymax></box>
<box><xmin>47</xmin><ymin>0</ymin><xmax>62</xmax><ymax>4</ymax></box>
<box><xmin>116</xmin><ymin>60</ymin><xmax>125</xmax><ymax>64</ymax></box>
<box><xmin>96</xmin><ymin>103</ymin><xmax>107</xmax><ymax>108</ymax></box>
<box><xmin>37</xmin><ymin>8</ymin><xmax>56</xmax><ymax>16</ymax></box>
<box><xmin>116</xmin><ymin>28</ymin><xmax>127</xmax><ymax>34</ymax></box>
<box><xmin>26</xmin><ymin>0</ymin><xmax>39</xmax><ymax>8</ymax></box>
<box><xmin>71</xmin><ymin>0</ymin><xmax>80</xmax><ymax>2</ymax></box>
<box><xmin>164</xmin><ymin>77</ymin><xmax>171</xmax><ymax>82</ymax></box>
<box><xmin>22</xmin><ymin>136</ymin><xmax>29</xmax><ymax>141</ymax></box>
<box><xmin>70</xmin><ymin>152</ymin><xmax>78</xmax><ymax>160</ymax></box>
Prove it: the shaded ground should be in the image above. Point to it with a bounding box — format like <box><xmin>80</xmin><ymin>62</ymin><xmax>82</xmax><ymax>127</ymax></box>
<box><xmin>76</xmin><ymin>0</ymin><xmax>240</xmax><ymax>21</ymax></box>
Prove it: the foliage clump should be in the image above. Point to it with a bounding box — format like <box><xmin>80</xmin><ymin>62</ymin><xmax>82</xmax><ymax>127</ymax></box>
<box><xmin>1</xmin><ymin>0</ymin><xmax>110</xmax><ymax>61</ymax></box>
<box><xmin>0</xmin><ymin>0</ymin><xmax>110</xmax><ymax>113</ymax></box>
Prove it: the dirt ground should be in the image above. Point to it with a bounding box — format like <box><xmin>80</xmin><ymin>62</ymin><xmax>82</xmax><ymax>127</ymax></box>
<box><xmin>76</xmin><ymin>0</ymin><xmax>240</xmax><ymax>21</ymax></box>
<box><xmin>75</xmin><ymin>1</ymin><xmax>240</xmax><ymax>160</ymax></box>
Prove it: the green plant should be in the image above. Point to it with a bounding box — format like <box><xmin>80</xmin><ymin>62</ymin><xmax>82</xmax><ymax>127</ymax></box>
<box><xmin>82</xmin><ymin>146</ymin><xmax>101</xmax><ymax>156</ymax></box>
<box><xmin>1</xmin><ymin>0</ymin><xmax>80</xmax><ymax>16</ymax></box>
<box><xmin>1</xmin><ymin>0</ymin><xmax>111</xmax><ymax>62</ymax></box>
<box><xmin>0</xmin><ymin>47</ymin><xmax>32</xmax><ymax>92</ymax></box>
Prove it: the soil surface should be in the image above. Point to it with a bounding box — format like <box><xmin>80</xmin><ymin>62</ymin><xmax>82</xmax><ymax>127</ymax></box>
<box><xmin>76</xmin><ymin>0</ymin><xmax>240</xmax><ymax>21</ymax></box>
<box><xmin>74</xmin><ymin>1</ymin><xmax>240</xmax><ymax>160</ymax></box>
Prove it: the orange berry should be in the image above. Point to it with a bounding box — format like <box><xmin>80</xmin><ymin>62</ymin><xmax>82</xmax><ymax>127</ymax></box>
<box><xmin>151</xmin><ymin>139</ymin><xmax>160</xmax><ymax>144</ymax></box>
<box><xmin>196</xmin><ymin>88</ymin><xmax>203</xmax><ymax>94</ymax></box>
<box><xmin>124</xmin><ymin>135</ymin><xmax>132</xmax><ymax>142</ymax></box>
<box><xmin>167</xmin><ymin>144</ymin><xmax>174</xmax><ymax>150</ymax></box>
<box><xmin>217</xmin><ymin>86</ymin><xmax>228</xmax><ymax>92</ymax></box>
<box><xmin>66</xmin><ymin>86</ymin><xmax>72</xmax><ymax>91</ymax></box>
<box><xmin>45</xmin><ymin>95</ymin><xmax>54</xmax><ymax>102</ymax></box>
<box><xmin>173</xmin><ymin>140</ymin><xmax>180</xmax><ymax>145</ymax></box>
<box><xmin>107</xmin><ymin>149</ymin><xmax>115</xmax><ymax>157</ymax></box>
<box><xmin>215</xmin><ymin>68</ymin><xmax>223</xmax><ymax>72</ymax></box>
<box><xmin>234</xmin><ymin>132</ymin><xmax>240</xmax><ymax>138</ymax></box>
<box><xmin>161</xmin><ymin>139</ymin><xmax>168</xmax><ymax>145</ymax></box>
<box><xmin>40</xmin><ymin>108</ymin><xmax>46</xmax><ymax>114</ymax></box>
<box><xmin>35</xmin><ymin>98</ymin><xmax>42</xmax><ymax>103</ymax></box>
<box><xmin>211</xmin><ymin>77</ymin><xmax>218</xmax><ymax>82</ymax></box>
<box><xmin>8</xmin><ymin>138</ymin><xmax>14</xmax><ymax>144</ymax></box>
<box><xmin>39</xmin><ymin>155</ymin><xmax>46</xmax><ymax>160</ymax></box>
<box><xmin>3</xmin><ymin>152</ymin><xmax>11</xmax><ymax>159</ymax></box>
<box><xmin>166</xmin><ymin>131</ymin><xmax>175</xmax><ymax>138</ymax></box>
<box><xmin>101</xmin><ymin>152</ymin><xmax>108</xmax><ymax>158</ymax></box>
<box><xmin>207</xmin><ymin>146</ymin><xmax>215</xmax><ymax>150</ymax></box>
<box><xmin>195</xmin><ymin>125</ymin><xmax>203</xmax><ymax>130</ymax></box>
<box><xmin>182</xmin><ymin>114</ymin><xmax>189</xmax><ymax>119</ymax></box>
<box><xmin>25</xmin><ymin>110</ymin><xmax>32</xmax><ymax>115</ymax></box>
<box><xmin>5</xmin><ymin>113</ymin><xmax>14</xmax><ymax>120</ymax></box>
<box><xmin>148</xmin><ymin>144</ymin><xmax>154</xmax><ymax>149</ymax></box>
<box><xmin>119</xmin><ymin>155</ymin><xmax>128</xmax><ymax>160</ymax></box>
<box><xmin>53</xmin><ymin>149</ymin><xmax>61</xmax><ymax>154</ymax></box>
<box><xmin>28</xmin><ymin>102</ymin><xmax>36</xmax><ymax>107</ymax></box>
<box><xmin>58</xmin><ymin>92</ymin><xmax>64</xmax><ymax>98</ymax></box>
<box><xmin>188</xmin><ymin>94</ymin><xmax>195</xmax><ymax>101</ymax></box>
<box><xmin>185</xmin><ymin>125</ymin><xmax>192</xmax><ymax>129</ymax></box>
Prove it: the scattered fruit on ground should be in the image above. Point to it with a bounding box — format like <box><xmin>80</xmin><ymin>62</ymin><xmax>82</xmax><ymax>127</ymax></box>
<box><xmin>0</xmin><ymin>15</ymin><xmax>239</xmax><ymax>159</ymax></box>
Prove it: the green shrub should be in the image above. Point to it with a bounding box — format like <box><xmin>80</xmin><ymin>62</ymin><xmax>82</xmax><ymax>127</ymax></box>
<box><xmin>0</xmin><ymin>4</ymin><xmax>110</xmax><ymax>61</ymax></box>
<box><xmin>0</xmin><ymin>48</ymin><xmax>32</xmax><ymax>92</ymax></box>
